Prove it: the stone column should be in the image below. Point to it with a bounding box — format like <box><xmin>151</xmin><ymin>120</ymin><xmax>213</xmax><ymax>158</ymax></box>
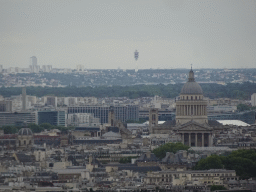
<box><xmin>195</xmin><ymin>133</ymin><xmax>198</xmax><ymax>147</ymax></box>
<box><xmin>208</xmin><ymin>134</ymin><xmax>212</xmax><ymax>147</ymax></box>
<box><xmin>202</xmin><ymin>133</ymin><xmax>204</xmax><ymax>147</ymax></box>
<box><xmin>188</xmin><ymin>133</ymin><xmax>191</xmax><ymax>147</ymax></box>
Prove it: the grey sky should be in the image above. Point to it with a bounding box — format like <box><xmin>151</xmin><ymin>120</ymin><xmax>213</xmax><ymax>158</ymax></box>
<box><xmin>1</xmin><ymin>0</ymin><xmax>256</xmax><ymax>69</ymax></box>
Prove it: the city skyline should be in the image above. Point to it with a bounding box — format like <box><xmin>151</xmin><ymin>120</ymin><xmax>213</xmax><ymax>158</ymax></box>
<box><xmin>1</xmin><ymin>0</ymin><xmax>256</xmax><ymax>69</ymax></box>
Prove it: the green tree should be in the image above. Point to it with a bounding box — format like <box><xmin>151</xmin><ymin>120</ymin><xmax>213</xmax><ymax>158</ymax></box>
<box><xmin>152</xmin><ymin>142</ymin><xmax>189</xmax><ymax>159</ymax></box>
<box><xmin>28</xmin><ymin>123</ymin><xmax>44</xmax><ymax>133</ymax></box>
<box><xmin>210</xmin><ymin>185</ymin><xmax>226</xmax><ymax>191</ymax></box>
<box><xmin>0</xmin><ymin>126</ymin><xmax>18</xmax><ymax>134</ymax></box>
<box><xmin>237</xmin><ymin>104</ymin><xmax>250</xmax><ymax>111</ymax></box>
<box><xmin>194</xmin><ymin>150</ymin><xmax>256</xmax><ymax>179</ymax></box>
<box><xmin>39</xmin><ymin>123</ymin><xmax>53</xmax><ymax>130</ymax></box>
<box><xmin>223</xmin><ymin>157</ymin><xmax>256</xmax><ymax>179</ymax></box>
<box><xmin>194</xmin><ymin>155</ymin><xmax>223</xmax><ymax>170</ymax></box>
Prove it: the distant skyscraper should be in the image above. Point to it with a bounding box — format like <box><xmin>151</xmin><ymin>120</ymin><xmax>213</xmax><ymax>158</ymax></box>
<box><xmin>42</xmin><ymin>65</ymin><xmax>52</xmax><ymax>72</ymax></box>
<box><xmin>30</xmin><ymin>56</ymin><xmax>37</xmax><ymax>66</ymax></box>
<box><xmin>22</xmin><ymin>87</ymin><xmax>27</xmax><ymax>111</ymax></box>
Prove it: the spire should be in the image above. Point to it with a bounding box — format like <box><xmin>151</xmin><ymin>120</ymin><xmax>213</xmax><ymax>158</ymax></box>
<box><xmin>188</xmin><ymin>64</ymin><xmax>195</xmax><ymax>82</ymax></box>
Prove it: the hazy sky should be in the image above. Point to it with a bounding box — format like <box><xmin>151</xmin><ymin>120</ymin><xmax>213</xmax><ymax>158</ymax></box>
<box><xmin>1</xmin><ymin>0</ymin><xmax>256</xmax><ymax>69</ymax></box>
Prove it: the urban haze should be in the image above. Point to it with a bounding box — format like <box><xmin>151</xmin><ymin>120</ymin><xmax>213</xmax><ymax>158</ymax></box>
<box><xmin>0</xmin><ymin>1</ymin><xmax>256</xmax><ymax>192</ymax></box>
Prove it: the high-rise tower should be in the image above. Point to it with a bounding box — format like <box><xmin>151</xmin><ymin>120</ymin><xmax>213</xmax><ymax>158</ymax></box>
<box><xmin>22</xmin><ymin>87</ymin><xmax>27</xmax><ymax>111</ymax></box>
<box><xmin>30</xmin><ymin>56</ymin><xmax>37</xmax><ymax>66</ymax></box>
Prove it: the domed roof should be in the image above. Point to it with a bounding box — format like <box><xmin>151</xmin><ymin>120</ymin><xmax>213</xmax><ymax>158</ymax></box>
<box><xmin>180</xmin><ymin>69</ymin><xmax>203</xmax><ymax>95</ymax></box>
<box><xmin>18</xmin><ymin>128</ymin><xmax>33</xmax><ymax>136</ymax></box>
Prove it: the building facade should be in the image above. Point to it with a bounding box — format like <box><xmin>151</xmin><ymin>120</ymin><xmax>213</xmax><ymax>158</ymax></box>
<box><xmin>38</xmin><ymin>111</ymin><xmax>66</xmax><ymax>126</ymax></box>
<box><xmin>0</xmin><ymin>112</ymin><xmax>37</xmax><ymax>126</ymax></box>
<box><xmin>68</xmin><ymin>105</ymin><xmax>139</xmax><ymax>124</ymax></box>
<box><xmin>144</xmin><ymin>169</ymin><xmax>238</xmax><ymax>186</ymax></box>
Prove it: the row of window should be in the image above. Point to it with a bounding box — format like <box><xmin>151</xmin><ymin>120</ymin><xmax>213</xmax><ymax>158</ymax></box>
<box><xmin>181</xmin><ymin>95</ymin><xmax>202</xmax><ymax>100</ymax></box>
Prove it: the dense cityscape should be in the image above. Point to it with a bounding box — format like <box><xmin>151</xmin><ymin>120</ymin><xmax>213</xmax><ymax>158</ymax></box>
<box><xmin>0</xmin><ymin>61</ymin><xmax>256</xmax><ymax>191</ymax></box>
<box><xmin>1</xmin><ymin>0</ymin><xmax>256</xmax><ymax>191</ymax></box>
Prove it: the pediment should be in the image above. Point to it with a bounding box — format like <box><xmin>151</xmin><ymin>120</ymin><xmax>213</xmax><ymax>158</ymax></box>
<box><xmin>175</xmin><ymin>121</ymin><xmax>212</xmax><ymax>131</ymax></box>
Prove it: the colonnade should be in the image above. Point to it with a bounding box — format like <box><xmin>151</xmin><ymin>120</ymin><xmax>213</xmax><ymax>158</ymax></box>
<box><xmin>176</xmin><ymin>105</ymin><xmax>207</xmax><ymax>116</ymax></box>
<box><xmin>180</xmin><ymin>132</ymin><xmax>212</xmax><ymax>147</ymax></box>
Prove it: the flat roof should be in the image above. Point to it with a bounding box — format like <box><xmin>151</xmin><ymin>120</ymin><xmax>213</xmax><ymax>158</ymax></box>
<box><xmin>217</xmin><ymin>120</ymin><xmax>250</xmax><ymax>126</ymax></box>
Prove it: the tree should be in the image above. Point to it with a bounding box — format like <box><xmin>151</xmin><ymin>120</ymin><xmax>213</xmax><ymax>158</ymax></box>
<box><xmin>194</xmin><ymin>155</ymin><xmax>223</xmax><ymax>170</ymax></box>
<box><xmin>28</xmin><ymin>123</ymin><xmax>44</xmax><ymax>133</ymax></box>
<box><xmin>237</xmin><ymin>104</ymin><xmax>250</xmax><ymax>111</ymax></box>
<box><xmin>39</xmin><ymin>123</ymin><xmax>53</xmax><ymax>130</ymax></box>
<box><xmin>210</xmin><ymin>185</ymin><xmax>226</xmax><ymax>191</ymax></box>
<box><xmin>152</xmin><ymin>142</ymin><xmax>189</xmax><ymax>159</ymax></box>
<box><xmin>193</xmin><ymin>150</ymin><xmax>256</xmax><ymax>179</ymax></box>
<box><xmin>0</xmin><ymin>126</ymin><xmax>18</xmax><ymax>134</ymax></box>
<box><xmin>223</xmin><ymin>157</ymin><xmax>256</xmax><ymax>179</ymax></box>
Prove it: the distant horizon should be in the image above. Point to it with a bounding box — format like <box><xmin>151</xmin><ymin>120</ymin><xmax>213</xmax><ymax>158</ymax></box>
<box><xmin>1</xmin><ymin>1</ymin><xmax>255</xmax><ymax>69</ymax></box>
<box><xmin>2</xmin><ymin>66</ymin><xmax>256</xmax><ymax>70</ymax></box>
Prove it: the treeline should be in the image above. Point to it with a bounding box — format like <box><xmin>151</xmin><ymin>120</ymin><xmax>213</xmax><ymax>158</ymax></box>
<box><xmin>194</xmin><ymin>150</ymin><xmax>256</xmax><ymax>179</ymax></box>
<box><xmin>0</xmin><ymin>123</ymin><xmax>74</xmax><ymax>134</ymax></box>
<box><xmin>0</xmin><ymin>82</ymin><xmax>256</xmax><ymax>99</ymax></box>
<box><xmin>153</xmin><ymin>143</ymin><xmax>256</xmax><ymax>179</ymax></box>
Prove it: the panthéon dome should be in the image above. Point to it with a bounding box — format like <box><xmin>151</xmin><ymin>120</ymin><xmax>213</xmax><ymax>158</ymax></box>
<box><xmin>180</xmin><ymin>68</ymin><xmax>203</xmax><ymax>95</ymax></box>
